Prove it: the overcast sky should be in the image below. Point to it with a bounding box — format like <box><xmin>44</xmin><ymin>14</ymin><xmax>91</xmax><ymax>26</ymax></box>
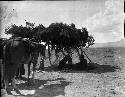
<box><xmin>0</xmin><ymin>0</ymin><xmax>124</xmax><ymax>43</ymax></box>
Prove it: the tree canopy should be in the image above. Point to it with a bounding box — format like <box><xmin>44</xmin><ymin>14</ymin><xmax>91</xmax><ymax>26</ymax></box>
<box><xmin>5</xmin><ymin>22</ymin><xmax>95</xmax><ymax>49</ymax></box>
<box><xmin>5</xmin><ymin>24</ymin><xmax>45</xmax><ymax>42</ymax></box>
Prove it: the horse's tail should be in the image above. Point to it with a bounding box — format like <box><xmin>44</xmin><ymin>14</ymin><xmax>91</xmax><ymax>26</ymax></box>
<box><xmin>1</xmin><ymin>44</ymin><xmax>9</xmax><ymax>89</ymax></box>
<box><xmin>0</xmin><ymin>59</ymin><xmax>4</xmax><ymax>88</ymax></box>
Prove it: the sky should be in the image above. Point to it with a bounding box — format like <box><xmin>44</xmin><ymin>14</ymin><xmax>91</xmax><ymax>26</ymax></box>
<box><xmin>0</xmin><ymin>0</ymin><xmax>124</xmax><ymax>43</ymax></box>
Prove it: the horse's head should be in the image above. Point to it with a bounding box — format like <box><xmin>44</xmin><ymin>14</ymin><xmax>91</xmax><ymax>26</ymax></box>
<box><xmin>28</xmin><ymin>39</ymin><xmax>46</xmax><ymax>58</ymax></box>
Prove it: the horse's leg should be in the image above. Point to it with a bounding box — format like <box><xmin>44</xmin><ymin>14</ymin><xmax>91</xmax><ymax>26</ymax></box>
<box><xmin>27</xmin><ymin>62</ymin><xmax>31</xmax><ymax>85</ymax></box>
<box><xmin>32</xmin><ymin>64</ymin><xmax>35</xmax><ymax>85</ymax></box>
<box><xmin>5</xmin><ymin>78</ymin><xmax>10</xmax><ymax>94</ymax></box>
<box><xmin>19</xmin><ymin>64</ymin><xmax>25</xmax><ymax>79</ymax></box>
<box><xmin>39</xmin><ymin>55</ymin><xmax>44</xmax><ymax>71</ymax></box>
<box><xmin>41</xmin><ymin>56</ymin><xmax>44</xmax><ymax>70</ymax></box>
<box><xmin>48</xmin><ymin>45</ymin><xmax>52</xmax><ymax>65</ymax></box>
<box><xmin>4</xmin><ymin>64</ymin><xmax>12</xmax><ymax>94</ymax></box>
<box><xmin>15</xmin><ymin>68</ymin><xmax>20</xmax><ymax>79</ymax></box>
<box><xmin>32</xmin><ymin>58</ymin><xmax>37</xmax><ymax>85</ymax></box>
<box><xmin>11</xmin><ymin>78</ymin><xmax>23</xmax><ymax>95</ymax></box>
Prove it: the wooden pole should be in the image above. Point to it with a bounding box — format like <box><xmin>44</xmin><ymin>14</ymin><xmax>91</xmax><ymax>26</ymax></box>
<box><xmin>80</xmin><ymin>46</ymin><xmax>93</xmax><ymax>63</ymax></box>
<box><xmin>75</xmin><ymin>47</ymin><xmax>81</xmax><ymax>59</ymax></box>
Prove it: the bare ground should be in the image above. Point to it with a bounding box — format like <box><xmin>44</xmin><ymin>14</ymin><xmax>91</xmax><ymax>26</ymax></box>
<box><xmin>1</xmin><ymin>47</ymin><xmax>125</xmax><ymax>97</ymax></box>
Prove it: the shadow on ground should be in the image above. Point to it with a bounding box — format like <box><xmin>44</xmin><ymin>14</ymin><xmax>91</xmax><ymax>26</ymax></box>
<box><xmin>46</xmin><ymin>62</ymin><xmax>120</xmax><ymax>74</ymax></box>
<box><xmin>86</xmin><ymin>63</ymin><xmax>120</xmax><ymax>73</ymax></box>
<box><xmin>14</xmin><ymin>77</ymin><xmax>71</xmax><ymax>97</ymax></box>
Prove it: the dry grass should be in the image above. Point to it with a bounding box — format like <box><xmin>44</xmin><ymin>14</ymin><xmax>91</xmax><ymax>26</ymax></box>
<box><xmin>1</xmin><ymin>47</ymin><xmax>125</xmax><ymax>97</ymax></box>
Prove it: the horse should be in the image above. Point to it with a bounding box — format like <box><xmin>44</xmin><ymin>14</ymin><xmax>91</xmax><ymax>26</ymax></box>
<box><xmin>0</xmin><ymin>38</ymin><xmax>8</xmax><ymax>88</ymax></box>
<box><xmin>3</xmin><ymin>37</ymin><xmax>46</xmax><ymax>95</ymax></box>
<box><xmin>15</xmin><ymin>42</ymin><xmax>45</xmax><ymax>84</ymax></box>
<box><xmin>0</xmin><ymin>38</ymin><xmax>8</xmax><ymax>60</ymax></box>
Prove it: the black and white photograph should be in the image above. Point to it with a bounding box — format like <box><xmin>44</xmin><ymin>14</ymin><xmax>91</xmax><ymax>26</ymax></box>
<box><xmin>0</xmin><ymin>0</ymin><xmax>125</xmax><ymax>97</ymax></box>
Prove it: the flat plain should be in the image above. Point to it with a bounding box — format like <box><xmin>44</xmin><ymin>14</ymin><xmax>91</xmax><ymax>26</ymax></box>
<box><xmin>1</xmin><ymin>47</ymin><xmax>125</xmax><ymax>97</ymax></box>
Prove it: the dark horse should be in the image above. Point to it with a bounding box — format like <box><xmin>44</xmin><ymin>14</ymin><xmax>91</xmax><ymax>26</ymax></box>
<box><xmin>0</xmin><ymin>38</ymin><xmax>8</xmax><ymax>89</ymax></box>
<box><xmin>3</xmin><ymin>37</ymin><xmax>46</xmax><ymax>95</ymax></box>
<box><xmin>15</xmin><ymin>46</ymin><xmax>45</xmax><ymax>84</ymax></box>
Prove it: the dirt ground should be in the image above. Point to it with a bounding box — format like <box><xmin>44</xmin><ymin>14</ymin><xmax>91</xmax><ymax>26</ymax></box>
<box><xmin>1</xmin><ymin>47</ymin><xmax>125</xmax><ymax>97</ymax></box>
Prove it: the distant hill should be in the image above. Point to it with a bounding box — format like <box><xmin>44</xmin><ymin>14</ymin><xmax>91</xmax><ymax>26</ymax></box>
<box><xmin>91</xmin><ymin>39</ymin><xmax>125</xmax><ymax>48</ymax></box>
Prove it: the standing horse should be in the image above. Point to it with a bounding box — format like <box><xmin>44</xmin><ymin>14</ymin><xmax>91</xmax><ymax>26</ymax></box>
<box><xmin>27</xmin><ymin>42</ymin><xmax>45</xmax><ymax>84</ymax></box>
<box><xmin>0</xmin><ymin>38</ymin><xmax>8</xmax><ymax>88</ymax></box>
<box><xmin>3</xmin><ymin>37</ymin><xmax>45</xmax><ymax>95</ymax></box>
<box><xmin>15</xmin><ymin>42</ymin><xmax>45</xmax><ymax>85</ymax></box>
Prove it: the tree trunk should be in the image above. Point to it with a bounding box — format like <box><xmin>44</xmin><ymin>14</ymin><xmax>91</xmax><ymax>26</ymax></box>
<box><xmin>80</xmin><ymin>46</ymin><xmax>92</xmax><ymax>63</ymax></box>
<box><xmin>65</xmin><ymin>48</ymin><xmax>72</xmax><ymax>65</ymax></box>
<box><xmin>48</xmin><ymin>44</ymin><xmax>52</xmax><ymax>65</ymax></box>
<box><xmin>75</xmin><ymin>47</ymin><xmax>81</xmax><ymax>60</ymax></box>
<box><xmin>39</xmin><ymin>55</ymin><xmax>44</xmax><ymax>70</ymax></box>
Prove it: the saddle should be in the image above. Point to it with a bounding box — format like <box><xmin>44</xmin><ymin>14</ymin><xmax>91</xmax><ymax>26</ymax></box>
<box><xmin>8</xmin><ymin>37</ymin><xmax>33</xmax><ymax>54</ymax></box>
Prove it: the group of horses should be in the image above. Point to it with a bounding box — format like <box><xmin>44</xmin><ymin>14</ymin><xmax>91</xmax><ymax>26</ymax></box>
<box><xmin>0</xmin><ymin>36</ymin><xmax>89</xmax><ymax>95</ymax></box>
<box><xmin>0</xmin><ymin>37</ymin><xmax>46</xmax><ymax>95</ymax></box>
